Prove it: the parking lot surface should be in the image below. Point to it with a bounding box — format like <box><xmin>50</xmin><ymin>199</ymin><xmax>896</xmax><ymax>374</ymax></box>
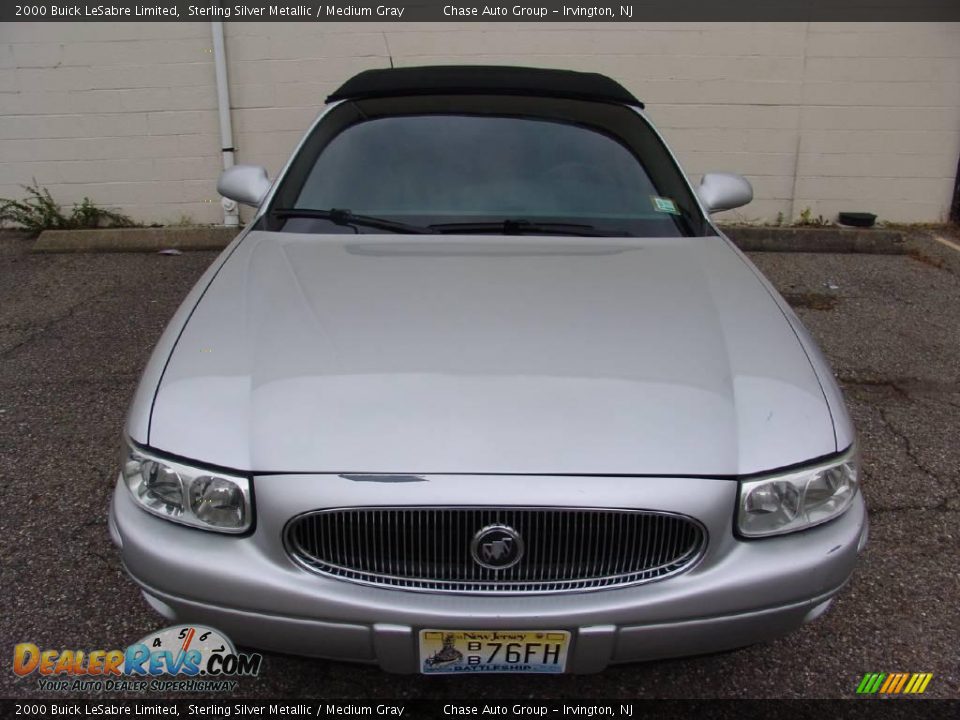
<box><xmin>1</xmin><ymin>232</ymin><xmax>957</xmax><ymax>699</ymax></box>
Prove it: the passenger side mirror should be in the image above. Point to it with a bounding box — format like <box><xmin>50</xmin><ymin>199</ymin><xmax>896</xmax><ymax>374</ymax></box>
<box><xmin>696</xmin><ymin>172</ymin><xmax>753</xmax><ymax>214</ymax></box>
<box><xmin>217</xmin><ymin>165</ymin><xmax>272</xmax><ymax>208</ymax></box>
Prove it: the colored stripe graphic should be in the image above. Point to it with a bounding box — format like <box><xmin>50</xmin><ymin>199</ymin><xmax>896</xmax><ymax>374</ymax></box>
<box><xmin>903</xmin><ymin>673</ymin><xmax>933</xmax><ymax>694</ymax></box>
<box><xmin>860</xmin><ymin>673</ymin><xmax>886</xmax><ymax>694</ymax></box>
<box><xmin>879</xmin><ymin>674</ymin><xmax>896</xmax><ymax>693</ymax></box>
<box><xmin>857</xmin><ymin>672</ymin><xmax>932</xmax><ymax>694</ymax></box>
<box><xmin>892</xmin><ymin>673</ymin><xmax>909</xmax><ymax>693</ymax></box>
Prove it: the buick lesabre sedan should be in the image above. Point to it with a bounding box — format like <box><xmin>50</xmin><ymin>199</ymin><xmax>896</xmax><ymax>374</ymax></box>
<box><xmin>110</xmin><ymin>66</ymin><xmax>867</xmax><ymax>674</ymax></box>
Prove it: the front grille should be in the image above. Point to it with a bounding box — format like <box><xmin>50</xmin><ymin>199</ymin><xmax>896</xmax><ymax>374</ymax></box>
<box><xmin>285</xmin><ymin>507</ymin><xmax>706</xmax><ymax>594</ymax></box>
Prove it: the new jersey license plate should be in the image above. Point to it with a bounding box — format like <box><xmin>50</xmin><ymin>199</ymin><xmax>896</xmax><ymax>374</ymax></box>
<box><xmin>419</xmin><ymin>630</ymin><xmax>570</xmax><ymax>674</ymax></box>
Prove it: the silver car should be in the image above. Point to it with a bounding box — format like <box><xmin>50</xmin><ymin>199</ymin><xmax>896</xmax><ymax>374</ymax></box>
<box><xmin>110</xmin><ymin>66</ymin><xmax>867</xmax><ymax>674</ymax></box>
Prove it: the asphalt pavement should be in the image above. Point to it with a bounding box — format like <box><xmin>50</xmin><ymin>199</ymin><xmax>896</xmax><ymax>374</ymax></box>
<box><xmin>0</xmin><ymin>231</ymin><xmax>957</xmax><ymax>700</ymax></box>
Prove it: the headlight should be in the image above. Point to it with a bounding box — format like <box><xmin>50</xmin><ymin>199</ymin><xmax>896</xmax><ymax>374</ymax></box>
<box><xmin>737</xmin><ymin>446</ymin><xmax>859</xmax><ymax>537</ymax></box>
<box><xmin>121</xmin><ymin>440</ymin><xmax>252</xmax><ymax>534</ymax></box>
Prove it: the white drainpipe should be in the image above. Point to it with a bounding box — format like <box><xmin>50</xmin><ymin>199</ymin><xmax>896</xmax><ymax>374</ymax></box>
<box><xmin>211</xmin><ymin>20</ymin><xmax>239</xmax><ymax>227</ymax></box>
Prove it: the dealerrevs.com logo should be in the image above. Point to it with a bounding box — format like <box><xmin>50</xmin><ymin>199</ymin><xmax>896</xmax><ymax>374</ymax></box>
<box><xmin>13</xmin><ymin>625</ymin><xmax>262</xmax><ymax>693</ymax></box>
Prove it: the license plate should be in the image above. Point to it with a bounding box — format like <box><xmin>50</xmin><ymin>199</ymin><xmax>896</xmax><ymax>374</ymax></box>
<box><xmin>419</xmin><ymin>630</ymin><xmax>570</xmax><ymax>674</ymax></box>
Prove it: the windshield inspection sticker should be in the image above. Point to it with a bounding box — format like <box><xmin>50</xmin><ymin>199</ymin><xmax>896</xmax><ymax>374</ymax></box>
<box><xmin>651</xmin><ymin>196</ymin><xmax>681</xmax><ymax>215</ymax></box>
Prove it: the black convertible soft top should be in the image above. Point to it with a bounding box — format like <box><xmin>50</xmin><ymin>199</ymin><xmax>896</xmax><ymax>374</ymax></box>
<box><xmin>326</xmin><ymin>66</ymin><xmax>643</xmax><ymax>108</ymax></box>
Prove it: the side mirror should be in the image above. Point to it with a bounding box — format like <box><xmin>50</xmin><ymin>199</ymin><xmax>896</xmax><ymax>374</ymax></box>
<box><xmin>217</xmin><ymin>165</ymin><xmax>271</xmax><ymax>208</ymax></box>
<box><xmin>696</xmin><ymin>172</ymin><xmax>753</xmax><ymax>214</ymax></box>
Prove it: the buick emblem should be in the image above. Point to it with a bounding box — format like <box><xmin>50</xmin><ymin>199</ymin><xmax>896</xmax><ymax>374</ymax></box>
<box><xmin>470</xmin><ymin>524</ymin><xmax>524</xmax><ymax>570</ymax></box>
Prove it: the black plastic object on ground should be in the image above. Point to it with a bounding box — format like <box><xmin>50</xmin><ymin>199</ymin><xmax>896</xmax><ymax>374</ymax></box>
<box><xmin>838</xmin><ymin>212</ymin><xmax>877</xmax><ymax>228</ymax></box>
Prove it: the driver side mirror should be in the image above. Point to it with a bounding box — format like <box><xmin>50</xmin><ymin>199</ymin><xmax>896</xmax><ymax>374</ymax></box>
<box><xmin>696</xmin><ymin>172</ymin><xmax>753</xmax><ymax>214</ymax></box>
<box><xmin>217</xmin><ymin>165</ymin><xmax>272</xmax><ymax>208</ymax></box>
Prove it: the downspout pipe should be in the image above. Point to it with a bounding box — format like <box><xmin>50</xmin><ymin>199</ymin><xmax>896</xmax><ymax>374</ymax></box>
<box><xmin>951</xmin><ymin>149</ymin><xmax>960</xmax><ymax>223</ymax></box>
<box><xmin>211</xmin><ymin>20</ymin><xmax>240</xmax><ymax>227</ymax></box>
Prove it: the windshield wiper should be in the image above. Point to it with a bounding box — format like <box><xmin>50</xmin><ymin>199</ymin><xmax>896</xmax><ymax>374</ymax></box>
<box><xmin>271</xmin><ymin>208</ymin><xmax>433</xmax><ymax>234</ymax></box>
<box><xmin>428</xmin><ymin>220</ymin><xmax>630</xmax><ymax>237</ymax></box>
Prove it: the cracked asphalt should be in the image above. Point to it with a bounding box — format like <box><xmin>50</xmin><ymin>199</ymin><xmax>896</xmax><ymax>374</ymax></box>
<box><xmin>0</xmin><ymin>230</ymin><xmax>957</xmax><ymax>700</ymax></box>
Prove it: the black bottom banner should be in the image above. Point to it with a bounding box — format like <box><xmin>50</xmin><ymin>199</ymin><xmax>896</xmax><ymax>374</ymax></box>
<box><xmin>2</xmin><ymin>699</ymin><xmax>957</xmax><ymax>720</ymax></box>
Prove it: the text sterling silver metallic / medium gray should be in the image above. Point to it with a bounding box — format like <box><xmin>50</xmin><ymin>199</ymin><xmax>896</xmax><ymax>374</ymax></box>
<box><xmin>110</xmin><ymin>66</ymin><xmax>868</xmax><ymax>674</ymax></box>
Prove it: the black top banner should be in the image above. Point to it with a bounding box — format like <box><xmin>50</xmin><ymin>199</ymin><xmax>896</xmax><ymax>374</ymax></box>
<box><xmin>3</xmin><ymin>0</ymin><xmax>959</xmax><ymax>22</ymax></box>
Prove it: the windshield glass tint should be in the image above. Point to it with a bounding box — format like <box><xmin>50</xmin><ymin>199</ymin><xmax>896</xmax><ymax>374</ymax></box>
<box><xmin>293</xmin><ymin>115</ymin><xmax>682</xmax><ymax>231</ymax></box>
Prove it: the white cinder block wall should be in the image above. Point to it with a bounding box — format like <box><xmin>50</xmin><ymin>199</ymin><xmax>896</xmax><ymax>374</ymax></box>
<box><xmin>1</xmin><ymin>21</ymin><xmax>958</xmax><ymax>225</ymax></box>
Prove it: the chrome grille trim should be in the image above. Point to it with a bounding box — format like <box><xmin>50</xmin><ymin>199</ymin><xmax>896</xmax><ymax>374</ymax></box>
<box><xmin>284</xmin><ymin>507</ymin><xmax>707</xmax><ymax>594</ymax></box>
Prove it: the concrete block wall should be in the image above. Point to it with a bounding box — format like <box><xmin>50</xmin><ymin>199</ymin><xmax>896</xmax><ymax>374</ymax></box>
<box><xmin>0</xmin><ymin>22</ymin><xmax>222</xmax><ymax>223</ymax></box>
<box><xmin>1</xmin><ymin>21</ymin><xmax>958</xmax><ymax>225</ymax></box>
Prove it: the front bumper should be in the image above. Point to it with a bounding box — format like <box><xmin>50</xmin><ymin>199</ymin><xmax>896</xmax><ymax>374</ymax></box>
<box><xmin>109</xmin><ymin>472</ymin><xmax>868</xmax><ymax>673</ymax></box>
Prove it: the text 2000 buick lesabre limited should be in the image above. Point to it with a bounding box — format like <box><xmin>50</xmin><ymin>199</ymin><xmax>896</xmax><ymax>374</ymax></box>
<box><xmin>110</xmin><ymin>66</ymin><xmax>867</xmax><ymax>674</ymax></box>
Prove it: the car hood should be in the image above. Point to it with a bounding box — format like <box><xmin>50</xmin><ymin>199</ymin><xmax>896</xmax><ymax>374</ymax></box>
<box><xmin>147</xmin><ymin>231</ymin><xmax>836</xmax><ymax>476</ymax></box>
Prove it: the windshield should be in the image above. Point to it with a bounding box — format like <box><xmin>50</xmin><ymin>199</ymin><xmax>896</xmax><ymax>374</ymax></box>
<box><xmin>266</xmin><ymin>96</ymin><xmax>710</xmax><ymax>237</ymax></box>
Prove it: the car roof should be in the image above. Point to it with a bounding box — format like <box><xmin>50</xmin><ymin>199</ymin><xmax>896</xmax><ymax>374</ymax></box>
<box><xmin>326</xmin><ymin>65</ymin><xmax>644</xmax><ymax>108</ymax></box>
